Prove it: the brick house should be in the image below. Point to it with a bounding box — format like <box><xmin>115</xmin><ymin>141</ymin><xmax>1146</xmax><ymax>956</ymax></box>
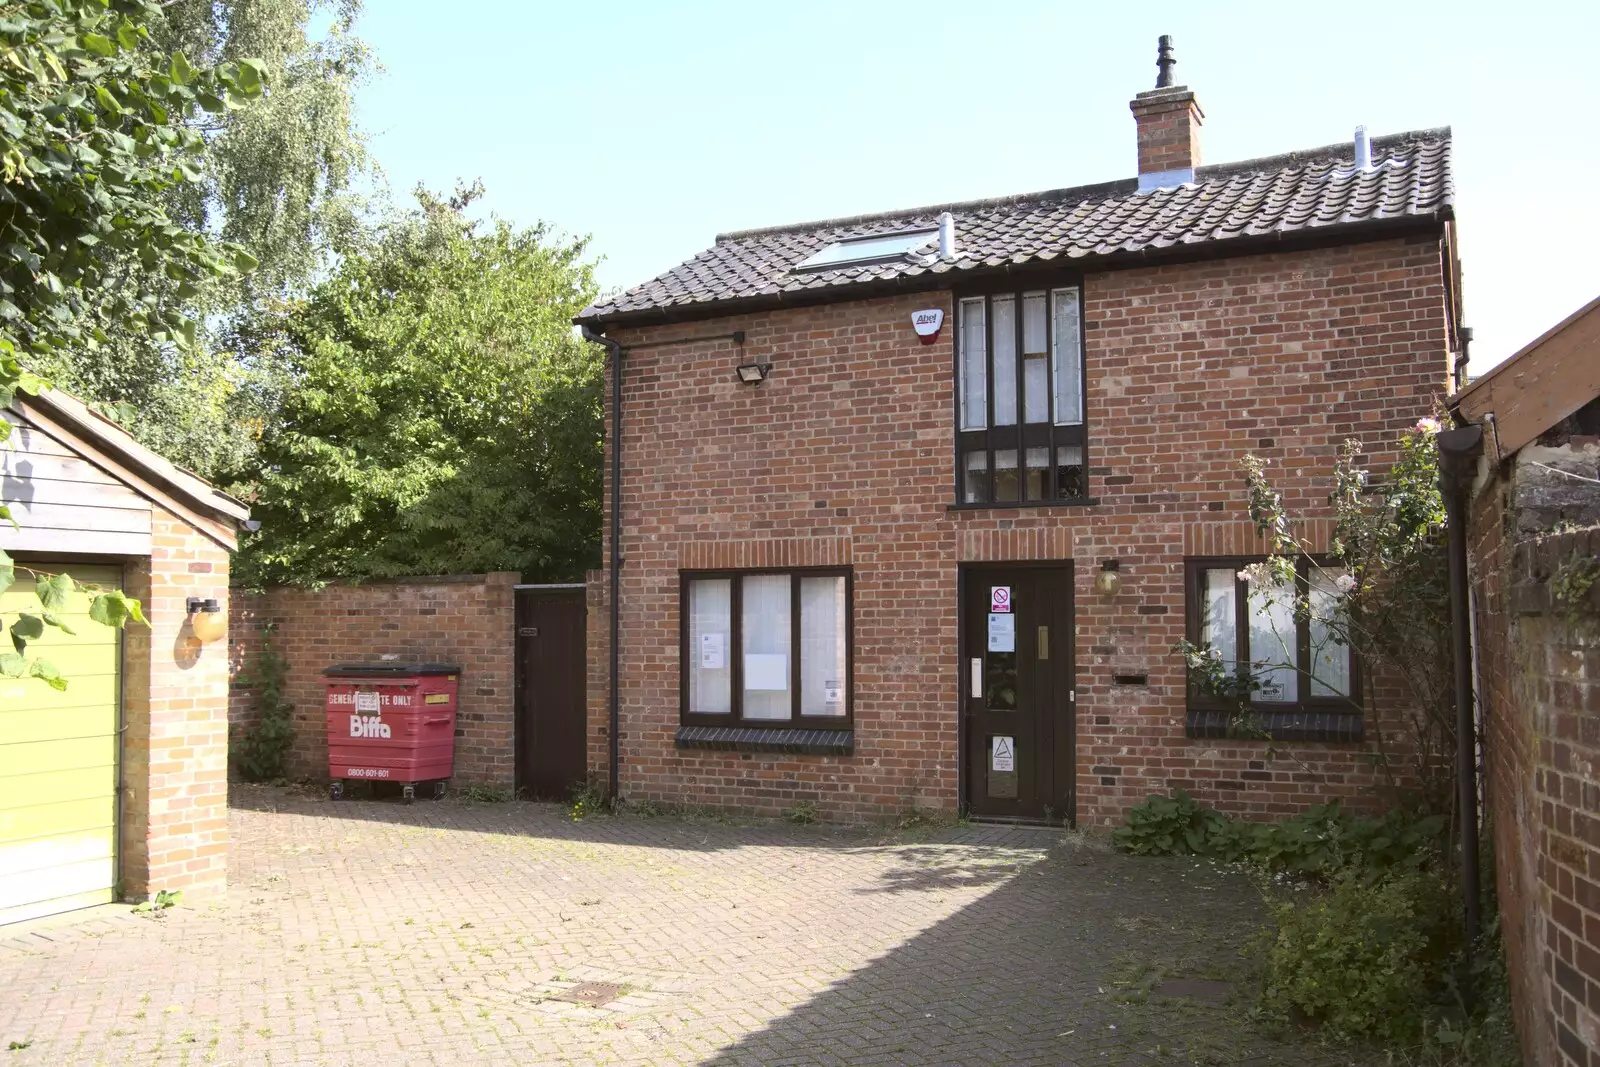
<box><xmin>1</xmin><ymin>388</ymin><xmax>247</xmax><ymax>923</ymax></box>
<box><xmin>575</xmin><ymin>46</ymin><xmax>1463</xmax><ymax>824</ymax></box>
<box><xmin>1452</xmin><ymin>295</ymin><xmax>1600</xmax><ymax>1067</ymax></box>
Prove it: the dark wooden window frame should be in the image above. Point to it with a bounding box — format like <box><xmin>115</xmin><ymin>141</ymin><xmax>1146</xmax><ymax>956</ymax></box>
<box><xmin>951</xmin><ymin>279</ymin><xmax>1090</xmax><ymax>509</ymax></box>
<box><xmin>679</xmin><ymin>567</ymin><xmax>854</xmax><ymax>729</ymax></box>
<box><xmin>1183</xmin><ymin>556</ymin><xmax>1365</xmax><ymax>740</ymax></box>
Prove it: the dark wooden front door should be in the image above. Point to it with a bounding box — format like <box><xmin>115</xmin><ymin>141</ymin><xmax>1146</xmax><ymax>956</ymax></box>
<box><xmin>514</xmin><ymin>586</ymin><xmax>587</xmax><ymax>799</ymax></box>
<box><xmin>962</xmin><ymin>564</ymin><xmax>1075</xmax><ymax>822</ymax></box>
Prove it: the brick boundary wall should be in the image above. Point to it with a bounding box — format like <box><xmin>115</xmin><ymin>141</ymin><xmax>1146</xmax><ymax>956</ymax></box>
<box><xmin>1479</xmin><ymin>518</ymin><xmax>1600</xmax><ymax>1066</ymax></box>
<box><xmin>228</xmin><ymin>573</ymin><xmax>519</xmax><ymax>789</ymax></box>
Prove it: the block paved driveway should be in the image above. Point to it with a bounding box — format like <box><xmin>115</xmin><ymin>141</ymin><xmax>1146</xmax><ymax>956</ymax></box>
<box><xmin>0</xmin><ymin>786</ymin><xmax>1370</xmax><ymax>1066</ymax></box>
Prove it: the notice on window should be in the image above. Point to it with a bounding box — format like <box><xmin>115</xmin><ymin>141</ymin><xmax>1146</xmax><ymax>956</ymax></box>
<box><xmin>699</xmin><ymin>632</ymin><xmax>725</xmax><ymax>670</ymax></box>
<box><xmin>744</xmin><ymin>653</ymin><xmax>789</xmax><ymax>691</ymax></box>
<box><xmin>991</xmin><ymin>735</ymin><xmax>1015</xmax><ymax>773</ymax></box>
<box><xmin>823</xmin><ymin>680</ymin><xmax>842</xmax><ymax>706</ymax></box>
<box><xmin>988</xmin><ymin>612</ymin><xmax>1016</xmax><ymax>653</ymax></box>
<box><xmin>354</xmin><ymin>690</ymin><xmax>380</xmax><ymax>713</ymax></box>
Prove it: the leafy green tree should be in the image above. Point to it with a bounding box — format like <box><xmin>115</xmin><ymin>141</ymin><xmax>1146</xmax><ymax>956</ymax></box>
<box><xmin>0</xmin><ymin>0</ymin><xmax>263</xmax><ymax>684</ymax></box>
<box><xmin>238</xmin><ymin>184</ymin><xmax>603</xmax><ymax>586</ymax></box>
<box><xmin>24</xmin><ymin>0</ymin><xmax>372</xmax><ymax>478</ymax></box>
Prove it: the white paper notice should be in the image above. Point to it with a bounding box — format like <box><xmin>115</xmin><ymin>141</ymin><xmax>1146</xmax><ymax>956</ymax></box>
<box><xmin>744</xmin><ymin>653</ymin><xmax>789</xmax><ymax>690</ymax></box>
<box><xmin>355</xmin><ymin>690</ymin><xmax>380</xmax><ymax>713</ymax></box>
<box><xmin>823</xmin><ymin>680</ymin><xmax>842</xmax><ymax>706</ymax></box>
<box><xmin>988</xmin><ymin>612</ymin><xmax>1016</xmax><ymax>653</ymax></box>
<box><xmin>699</xmin><ymin>632</ymin><xmax>725</xmax><ymax>670</ymax></box>
<box><xmin>992</xmin><ymin>735</ymin><xmax>1015</xmax><ymax>772</ymax></box>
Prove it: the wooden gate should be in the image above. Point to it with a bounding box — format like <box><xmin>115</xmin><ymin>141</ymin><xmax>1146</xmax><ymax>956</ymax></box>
<box><xmin>514</xmin><ymin>585</ymin><xmax>589</xmax><ymax>799</ymax></box>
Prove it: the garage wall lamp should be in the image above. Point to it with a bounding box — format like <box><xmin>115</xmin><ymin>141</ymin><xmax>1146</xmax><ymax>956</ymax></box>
<box><xmin>736</xmin><ymin>361</ymin><xmax>771</xmax><ymax>384</ymax></box>
<box><xmin>186</xmin><ymin>597</ymin><xmax>227</xmax><ymax>644</ymax></box>
<box><xmin>1095</xmin><ymin>559</ymin><xmax>1122</xmax><ymax>598</ymax></box>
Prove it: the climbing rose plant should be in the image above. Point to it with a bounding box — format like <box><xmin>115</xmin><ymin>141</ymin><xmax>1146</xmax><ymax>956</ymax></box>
<box><xmin>1178</xmin><ymin>418</ymin><xmax>1457</xmax><ymax>810</ymax></box>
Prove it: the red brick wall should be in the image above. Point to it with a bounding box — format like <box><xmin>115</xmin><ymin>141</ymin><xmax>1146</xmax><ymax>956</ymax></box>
<box><xmin>589</xmin><ymin>235</ymin><xmax>1453</xmax><ymax>823</ymax></box>
<box><xmin>120</xmin><ymin>506</ymin><xmax>233</xmax><ymax>902</ymax></box>
<box><xmin>1475</xmin><ymin>497</ymin><xmax>1600</xmax><ymax>1063</ymax></box>
<box><xmin>229</xmin><ymin>573</ymin><xmax>519</xmax><ymax>789</ymax></box>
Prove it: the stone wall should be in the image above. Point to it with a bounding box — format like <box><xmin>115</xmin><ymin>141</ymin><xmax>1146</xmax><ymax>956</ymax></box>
<box><xmin>229</xmin><ymin>573</ymin><xmax>519</xmax><ymax>790</ymax></box>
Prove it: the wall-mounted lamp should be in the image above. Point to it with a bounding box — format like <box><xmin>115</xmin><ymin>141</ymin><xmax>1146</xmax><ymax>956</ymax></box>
<box><xmin>736</xmin><ymin>362</ymin><xmax>772</xmax><ymax>384</ymax></box>
<box><xmin>1095</xmin><ymin>559</ymin><xmax>1122</xmax><ymax>598</ymax></box>
<box><xmin>186</xmin><ymin>597</ymin><xmax>227</xmax><ymax>644</ymax></box>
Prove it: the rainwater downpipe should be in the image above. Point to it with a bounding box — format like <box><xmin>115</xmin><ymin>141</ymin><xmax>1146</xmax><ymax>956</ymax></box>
<box><xmin>581</xmin><ymin>325</ymin><xmax>625</xmax><ymax>799</ymax></box>
<box><xmin>1437</xmin><ymin>423</ymin><xmax>1484</xmax><ymax>965</ymax></box>
<box><xmin>580</xmin><ymin>324</ymin><xmax>750</xmax><ymax>802</ymax></box>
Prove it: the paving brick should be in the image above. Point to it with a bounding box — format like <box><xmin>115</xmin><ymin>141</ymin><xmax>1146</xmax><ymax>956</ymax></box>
<box><xmin>0</xmin><ymin>785</ymin><xmax>1370</xmax><ymax>1065</ymax></box>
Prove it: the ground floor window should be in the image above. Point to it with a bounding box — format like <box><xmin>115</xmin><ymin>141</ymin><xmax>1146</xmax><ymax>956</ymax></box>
<box><xmin>1184</xmin><ymin>557</ymin><xmax>1362</xmax><ymax>741</ymax></box>
<box><xmin>681</xmin><ymin>569</ymin><xmax>851</xmax><ymax>726</ymax></box>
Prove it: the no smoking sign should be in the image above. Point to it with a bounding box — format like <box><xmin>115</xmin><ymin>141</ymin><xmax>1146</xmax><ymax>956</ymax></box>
<box><xmin>990</xmin><ymin>586</ymin><xmax>1011</xmax><ymax>613</ymax></box>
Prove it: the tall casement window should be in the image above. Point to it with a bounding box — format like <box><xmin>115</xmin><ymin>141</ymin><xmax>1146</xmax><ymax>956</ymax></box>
<box><xmin>956</xmin><ymin>286</ymin><xmax>1086</xmax><ymax>504</ymax></box>
<box><xmin>681</xmin><ymin>569</ymin><xmax>852</xmax><ymax>726</ymax></box>
<box><xmin>1184</xmin><ymin>558</ymin><xmax>1363</xmax><ymax>741</ymax></box>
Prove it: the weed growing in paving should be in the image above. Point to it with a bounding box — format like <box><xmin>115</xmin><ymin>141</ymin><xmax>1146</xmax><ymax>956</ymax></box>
<box><xmin>783</xmin><ymin>800</ymin><xmax>818</xmax><ymax>825</ymax></box>
<box><xmin>455</xmin><ymin>783</ymin><xmax>510</xmax><ymax>803</ymax></box>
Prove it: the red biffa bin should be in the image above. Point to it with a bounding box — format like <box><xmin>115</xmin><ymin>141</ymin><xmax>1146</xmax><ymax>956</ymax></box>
<box><xmin>323</xmin><ymin>663</ymin><xmax>460</xmax><ymax>801</ymax></box>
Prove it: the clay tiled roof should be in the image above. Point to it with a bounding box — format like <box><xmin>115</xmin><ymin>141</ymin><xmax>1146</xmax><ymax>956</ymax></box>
<box><xmin>579</xmin><ymin>128</ymin><xmax>1452</xmax><ymax>327</ymax></box>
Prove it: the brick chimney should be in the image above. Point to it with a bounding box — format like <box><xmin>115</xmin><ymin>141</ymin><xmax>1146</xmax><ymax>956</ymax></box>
<box><xmin>1130</xmin><ymin>35</ymin><xmax>1204</xmax><ymax>192</ymax></box>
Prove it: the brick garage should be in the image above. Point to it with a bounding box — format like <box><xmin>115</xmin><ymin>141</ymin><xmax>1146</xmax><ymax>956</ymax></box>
<box><xmin>1458</xmin><ymin>295</ymin><xmax>1600</xmax><ymax>1066</ymax></box>
<box><xmin>228</xmin><ymin>573</ymin><xmax>518</xmax><ymax>790</ymax></box>
<box><xmin>584</xmin><ymin>232</ymin><xmax>1453</xmax><ymax>823</ymax></box>
<box><xmin>1</xmin><ymin>390</ymin><xmax>247</xmax><ymax>921</ymax></box>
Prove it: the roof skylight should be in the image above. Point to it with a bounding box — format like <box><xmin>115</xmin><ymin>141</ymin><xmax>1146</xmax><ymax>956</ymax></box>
<box><xmin>794</xmin><ymin>229</ymin><xmax>937</xmax><ymax>272</ymax></box>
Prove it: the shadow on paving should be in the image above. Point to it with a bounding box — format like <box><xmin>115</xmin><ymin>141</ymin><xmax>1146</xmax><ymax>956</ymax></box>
<box><xmin>698</xmin><ymin>840</ymin><xmax>1371</xmax><ymax>1067</ymax></box>
<box><xmin>226</xmin><ymin>782</ymin><xmax>1051</xmax><ymax>867</ymax></box>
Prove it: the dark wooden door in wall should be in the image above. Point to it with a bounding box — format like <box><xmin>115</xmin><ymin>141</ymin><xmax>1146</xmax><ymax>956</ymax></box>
<box><xmin>962</xmin><ymin>564</ymin><xmax>1075</xmax><ymax>822</ymax></box>
<box><xmin>514</xmin><ymin>586</ymin><xmax>587</xmax><ymax>799</ymax></box>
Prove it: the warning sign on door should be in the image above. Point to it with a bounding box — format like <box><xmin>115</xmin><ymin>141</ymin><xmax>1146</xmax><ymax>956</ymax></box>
<box><xmin>991</xmin><ymin>735</ymin><xmax>1015</xmax><ymax>773</ymax></box>
<box><xmin>990</xmin><ymin>586</ymin><xmax>1011</xmax><ymax>613</ymax></box>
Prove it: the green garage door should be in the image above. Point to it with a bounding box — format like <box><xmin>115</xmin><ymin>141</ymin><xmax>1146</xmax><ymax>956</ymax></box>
<box><xmin>0</xmin><ymin>564</ymin><xmax>121</xmax><ymax>925</ymax></box>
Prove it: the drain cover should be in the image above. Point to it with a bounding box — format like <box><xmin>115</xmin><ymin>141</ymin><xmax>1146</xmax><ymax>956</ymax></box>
<box><xmin>551</xmin><ymin>982</ymin><xmax>622</xmax><ymax>1007</ymax></box>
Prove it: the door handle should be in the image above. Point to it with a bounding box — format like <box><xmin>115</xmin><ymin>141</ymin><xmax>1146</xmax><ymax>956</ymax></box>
<box><xmin>1038</xmin><ymin>626</ymin><xmax>1049</xmax><ymax>661</ymax></box>
<box><xmin>970</xmin><ymin>658</ymin><xmax>982</xmax><ymax>699</ymax></box>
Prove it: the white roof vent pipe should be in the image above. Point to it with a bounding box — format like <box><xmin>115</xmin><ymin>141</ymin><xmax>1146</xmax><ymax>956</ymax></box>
<box><xmin>938</xmin><ymin>212</ymin><xmax>957</xmax><ymax>260</ymax></box>
<box><xmin>1354</xmin><ymin>125</ymin><xmax>1373</xmax><ymax>171</ymax></box>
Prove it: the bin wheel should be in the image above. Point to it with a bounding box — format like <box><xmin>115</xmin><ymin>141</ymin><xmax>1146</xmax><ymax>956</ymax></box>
<box><xmin>329</xmin><ymin>781</ymin><xmax>343</xmax><ymax>801</ymax></box>
<box><xmin>402</xmin><ymin>784</ymin><xmax>415</xmax><ymax>804</ymax></box>
<box><xmin>433</xmin><ymin>781</ymin><xmax>448</xmax><ymax>800</ymax></box>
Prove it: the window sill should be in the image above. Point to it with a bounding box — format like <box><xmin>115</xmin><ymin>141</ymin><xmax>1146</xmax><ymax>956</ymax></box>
<box><xmin>1186</xmin><ymin>708</ymin><xmax>1363</xmax><ymax>743</ymax></box>
<box><xmin>947</xmin><ymin>498</ymin><xmax>1099</xmax><ymax>513</ymax></box>
<box><xmin>674</xmin><ymin>725</ymin><xmax>854</xmax><ymax>756</ymax></box>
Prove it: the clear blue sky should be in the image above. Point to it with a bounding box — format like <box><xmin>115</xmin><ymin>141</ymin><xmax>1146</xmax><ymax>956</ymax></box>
<box><xmin>353</xmin><ymin>1</ymin><xmax>1596</xmax><ymax>374</ymax></box>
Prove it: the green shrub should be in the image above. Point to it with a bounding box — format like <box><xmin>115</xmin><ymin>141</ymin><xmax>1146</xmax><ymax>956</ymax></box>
<box><xmin>1111</xmin><ymin>789</ymin><xmax>1227</xmax><ymax>855</ymax></box>
<box><xmin>237</xmin><ymin>624</ymin><xmax>295</xmax><ymax>782</ymax></box>
<box><xmin>1113</xmin><ymin>791</ymin><xmax>1446</xmax><ymax>878</ymax></box>
<box><xmin>1260</xmin><ymin>866</ymin><xmax>1460</xmax><ymax>1043</ymax></box>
